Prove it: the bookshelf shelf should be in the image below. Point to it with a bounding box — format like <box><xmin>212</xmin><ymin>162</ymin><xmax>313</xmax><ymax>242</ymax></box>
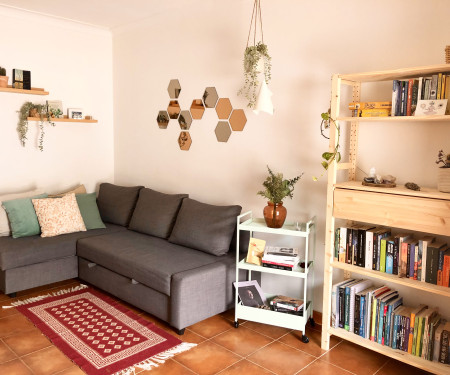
<box><xmin>329</xmin><ymin>327</ymin><xmax>450</xmax><ymax>374</ymax></box>
<box><xmin>0</xmin><ymin>86</ymin><xmax>49</xmax><ymax>95</ymax></box>
<box><xmin>321</xmin><ymin>64</ymin><xmax>450</xmax><ymax>374</ymax></box>
<box><xmin>27</xmin><ymin>117</ymin><xmax>98</xmax><ymax>123</ymax></box>
<box><xmin>237</xmin><ymin>259</ymin><xmax>313</xmax><ymax>279</ymax></box>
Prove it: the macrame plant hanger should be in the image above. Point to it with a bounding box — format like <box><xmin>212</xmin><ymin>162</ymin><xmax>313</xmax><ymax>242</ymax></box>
<box><xmin>246</xmin><ymin>0</ymin><xmax>264</xmax><ymax>51</ymax></box>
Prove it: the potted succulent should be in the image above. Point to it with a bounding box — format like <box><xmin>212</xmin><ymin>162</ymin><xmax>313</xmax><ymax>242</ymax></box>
<box><xmin>257</xmin><ymin>166</ymin><xmax>303</xmax><ymax>228</ymax></box>
<box><xmin>18</xmin><ymin>102</ymin><xmax>55</xmax><ymax>151</ymax></box>
<box><xmin>436</xmin><ymin>149</ymin><xmax>450</xmax><ymax>192</ymax></box>
<box><xmin>0</xmin><ymin>67</ymin><xmax>8</xmax><ymax>88</ymax></box>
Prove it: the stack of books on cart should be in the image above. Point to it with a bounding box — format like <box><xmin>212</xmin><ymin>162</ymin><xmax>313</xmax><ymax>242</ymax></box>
<box><xmin>262</xmin><ymin>246</ymin><xmax>300</xmax><ymax>271</ymax></box>
<box><xmin>270</xmin><ymin>295</ymin><xmax>304</xmax><ymax>315</ymax></box>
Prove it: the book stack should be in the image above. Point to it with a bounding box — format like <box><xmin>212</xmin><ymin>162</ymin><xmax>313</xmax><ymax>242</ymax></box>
<box><xmin>335</xmin><ymin>225</ymin><xmax>450</xmax><ymax>287</ymax></box>
<box><xmin>349</xmin><ymin>102</ymin><xmax>391</xmax><ymax>117</ymax></box>
<box><xmin>331</xmin><ymin>279</ymin><xmax>450</xmax><ymax>363</ymax></box>
<box><xmin>262</xmin><ymin>246</ymin><xmax>300</xmax><ymax>271</ymax></box>
<box><xmin>270</xmin><ymin>295</ymin><xmax>304</xmax><ymax>315</ymax></box>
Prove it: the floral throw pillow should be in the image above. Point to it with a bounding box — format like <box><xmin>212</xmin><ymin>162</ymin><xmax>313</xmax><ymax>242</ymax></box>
<box><xmin>32</xmin><ymin>193</ymin><xmax>86</xmax><ymax>237</ymax></box>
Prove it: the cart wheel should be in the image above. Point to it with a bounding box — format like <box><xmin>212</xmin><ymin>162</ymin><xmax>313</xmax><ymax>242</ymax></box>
<box><xmin>309</xmin><ymin>317</ymin><xmax>316</xmax><ymax>327</ymax></box>
<box><xmin>301</xmin><ymin>335</ymin><xmax>309</xmax><ymax>344</ymax></box>
<box><xmin>234</xmin><ymin>321</ymin><xmax>239</xmax><ymax>328</ymax></box>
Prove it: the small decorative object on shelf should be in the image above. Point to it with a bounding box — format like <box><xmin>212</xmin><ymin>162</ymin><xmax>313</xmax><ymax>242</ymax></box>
<box><xmin>68</xmin><ymin>108</ymin><xmax>83</xmax><ymax>120</ymax></box>
<box><xmin>0</xmin><ymin>66</ymin><xmax>8</xmax><ymax>88</ymax></box>
<box><xmin>257</xmin><ymin>165</ymin><xmax>303</xmax><ymax>228</ymax></box>
<box><xmin>12</xmin><ymin>69</ymin><xmax>30</xmax><ymax>90</ymax></box>
<box><xmin>436</xmin><ymin>149</ymin><xmax>450</xmax><ymax>193</ymax></box>
<box><xmin>246</xmin><ymin>237</ymin><xmax>266</xmax><ymax>266</ymax></box>
<box><xmin>405</xmin><ymin>182</ymin><xmax>421</xmax><ymax>191</ymax></box>
<box><xmin>46</xmin><ymin>100</ymin><xmax>63</xmax><ymax>118</ymax></box>
<box><xmin>18</xmin><ymin>101</ymin><xmax>55</xmax><ymax>151</ymax></box>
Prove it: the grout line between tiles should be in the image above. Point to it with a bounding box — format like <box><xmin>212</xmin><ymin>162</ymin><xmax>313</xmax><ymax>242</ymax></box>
<box><xmin>372</xmin><ymin>358</ymin><xmax>390</xmax><ymax>375</ymax></box>
<box><xmin>18</xmin><ymin>356</ymin><xmax>37</xmax><ymax>375</ymax></box>
<box><xmin>245</xmin><ymin>357</ymin><xmax>279</xmax><ymax>375</ymax></box>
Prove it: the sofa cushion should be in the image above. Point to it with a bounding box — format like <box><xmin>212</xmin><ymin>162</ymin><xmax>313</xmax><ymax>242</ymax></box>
<box><xmin>168</xmin><ymin>198</ymin><xmax>241</xmax><ymax>256</ymax></box>
<box><xmin>76</xmin><ymin>193</ymin><xmax>106</xmax><ymax>230</ymax></box>
<box><xmin>0</xmin><ymin>188</ymin><xmax>45</xmax><ymax>237</ymax></box>
<box><xmin>2</xmin><ymin>194</ymin><xmax>48</xmax><ymax>238</ymax></box>
<box><xmin>49</xmin><ymin>184</ymin><xmax>86</xmax><ymax>198</ymax></box>
<box><xmin>97</xmin><ymin>183</ymin><xmax>143</xmax><ymax>226</ymax></box>
<box><xmin>128</xmin><ymin>188</ymin><xmax>188</xmax><ymax>238</ymax></box>
<box><xmin>77</xmin><ymin>230</ymin><xmax>222</xmax><ymax>296</ymax></box>
<box><xmin>0</xmin><ymin>223</ymin><xmax>126</xmax><ymax>271</ymax></box>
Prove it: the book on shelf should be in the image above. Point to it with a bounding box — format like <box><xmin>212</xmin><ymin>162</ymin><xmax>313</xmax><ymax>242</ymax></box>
<box><xmin>373</xmin><ymin>228</ymin><xmax>391</xmax><ymax>271</ymax></box>
<box><xmin>439</xmin><ymin>321</ymin><xmax>450</xmax><ymax>364</ymax></box>
<box><xmin>348</xmin><ymin>279</ymin><xmax>372</xmax><ymax>333</ymax></box>
<box><xmin>356</xmin><ymin>224</ymin><xmax>375</xmax><ymax>267</ymax></box>
<box><xmin>437</xmin><ymin>248</ymin><xmax>450</xmax><ymax>286</ymax></box>
<box><xmin>421</xmin><ymin>308</ymin><xmax>439</xmax><ymax>359</ymax></box>
<box><xmin>385</xmin><ymin>295</ymin><xmax>403</xmax><ymax>346</ymax></box>
<box><xmin>370</xmin><ymin>286</ymin><xmax>390</xmax><ymax>341</ymax></box>
<box><xmin>270</xmin><ymin>295</ymin><xmax>304</xmax><ymax>311</ymax></box>
<box><xmin>348</xmin><ymin>101</ymin><xmax>392</xmax><ymax>110</ymax></box>
<box><xmin>427</xmin><ymin>314</ymin><xmax>441</xmax><ymax>361</ymax></box>
<box><xmin>339</xmin><ymin>279</ymin><xmax>361</xmax><ymax>329</ymax></box>
<box><xmin>408</xmin><ymin>304</ymin><xmax>427</xmax><ymax>354</ymax></box>
<box><xmin>338</xmin><ymin>227</ymin><xmax>347</xmax><ymax>262</ymax></box>
<box><xmin>262</xmin><ymin>246</ymin><xmax>299</xmax><ymax>269</ymax></box>
<box><xmin>392</xmin><ymin>305</ymin><xmax>405</xmax><ymax>350</ymax></box>
<box><xmin>443</xmin><ymin>249</ymin><xmax>450</xmax><ymax>287</ymax></box>
<box><xmin>426</xmin><ymin>241</ymin><xmax>447</xmax><ymax>284</ymax></box>
<box><xmin>332</xmin><ymin>279</ymin><xmax>355</xmax><ymax>328</ymax></box>
<box><xmin>246</xmin><ymin>237</ymin><xmax>266</xmax><ymax>266</ymax></box>
<box><xmin>365</xmin><ymin>227</ymin><xmax>384</xmax><ymax>270</ymax></box>
<box><xmin>433</xmin><ymin>319</ymin><xmax>447</xmax><ymax>362</ymax></box>
<box><xmin>408</xmin><ymin>240</ymin><xmax>418</xmax><ymax>280</ymax></box>
<box><xmin>380</xmin><ymin>236</ymin><xmax>392</xmax><ymax>273</ymax></box>
<box><xmin>376</xmin><ymin>290</ymin><xmax>398</xmax><ymax>345</ymax></box>
<box><xmin>418</xmin><ymin>235</ymin><xmax>436</xmax><ymax>282</ymax></box>
<box><xmin>385</xmin><ymin>237</ymin><xmax>395</xmax><ymax>274</ymax></box>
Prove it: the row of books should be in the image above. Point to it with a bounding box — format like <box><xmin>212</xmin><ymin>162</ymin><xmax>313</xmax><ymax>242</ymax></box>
<box><xmin>331</xmin><ymin>279</ymin><xmax>450</xmax><ymax>363</ymax></box>
<box><xmin>334</xmin><ymin>225</ymin><xmax>450</xmax><ymax>287</ymax></box>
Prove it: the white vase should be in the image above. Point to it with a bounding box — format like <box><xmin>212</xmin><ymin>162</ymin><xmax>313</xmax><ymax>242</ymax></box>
<box><xmin>437</xmin><ymin>167</ymin><xmax>450</xmax><ymax>193</ymax></box>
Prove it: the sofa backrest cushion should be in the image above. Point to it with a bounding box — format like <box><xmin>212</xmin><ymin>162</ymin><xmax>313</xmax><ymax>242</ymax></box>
<box><xmin>97</xmin><ymin>183</ymin><xmax>143</xmax><ymax>226</ymax></box>
<box><xmin>76</xmin><ymin>193</ymin><xmax>106</xmax><ymax>230</ymax></box>
<box><xmin>168</xmin><ymin>198</ymin><xmax>242</xmax><ymax>256</ymax></box>
<box><xmin>128</xmin><ymin>188</ymin><xmax>188</xmax><ymax>239</ymax></box>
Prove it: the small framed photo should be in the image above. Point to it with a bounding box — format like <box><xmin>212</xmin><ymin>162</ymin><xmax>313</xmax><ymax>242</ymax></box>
<box><xmin>47</xmin><ymin>100</ymin><xmax>63</xmax><ymax>118</ymax></box>
<box><xmin>68</xmin><ymin>108</ymin><xmax>83</xmax><ymax>120</ymax></box>
<box><xmin>233</xmin><ymin>280</ymin><xmax>267</xmax><ymax>308</ymax></box>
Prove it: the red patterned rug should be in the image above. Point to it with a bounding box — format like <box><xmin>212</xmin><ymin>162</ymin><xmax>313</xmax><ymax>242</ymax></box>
<box><xmin>7</xmin><ymin>285</ymin><xmax>195</xmax><ymax>375</ymax></box>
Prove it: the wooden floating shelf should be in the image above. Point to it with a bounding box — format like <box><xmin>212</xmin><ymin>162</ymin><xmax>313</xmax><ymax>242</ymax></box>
<box><xmin>27</xmin><ymin>117</ymin><xmax>97</xmax><ymax>123</ymax></box>
<box><xmin>328</xmin><ymin>327</ymin><xmax>450</xmax><ymax>375</ymax></box>
<box><xmin>0</xmin><ymin>85</ymin><xmax>49</xmax><ymax>95</ymax></box>
<box><xmin>337</xmin><ymin>115</ymin><xmax>450</xmax><ymax>122</ymax></box>
<box><xmin>331</xmin><ymin>261</ymin><xmax>450</xmax><ymax>298</ymax></box>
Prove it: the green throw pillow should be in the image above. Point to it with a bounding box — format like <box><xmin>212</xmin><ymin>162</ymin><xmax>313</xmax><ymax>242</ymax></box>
<box><xmin>76</xmin><ymin>193</ymin><xmax>106</xmax><ymax>230</ymax></box>
<box><xmin>2</xmin><ymin>193</ymin><xmax>48</xmax><ymax>238</ymax></box>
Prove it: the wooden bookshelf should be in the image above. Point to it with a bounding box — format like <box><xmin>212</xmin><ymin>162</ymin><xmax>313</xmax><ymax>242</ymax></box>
<box><xmin>27</xmin><ymin>117</ymin><xmax>97</xmax><ymax>123</ymax></box>
<box><xmin>0</xmin><ymin>86</ymin><xmax>49</xmax><ymax>95</ymax></box>
<box><xmin>337</xmin><ymin>114</ymin><xmax>450</xmax><ymax>122</ymax></box>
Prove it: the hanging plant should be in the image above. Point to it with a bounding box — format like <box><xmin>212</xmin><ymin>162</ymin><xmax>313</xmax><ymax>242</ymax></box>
<box><xmin>237</xmin><ymin>0</ymin><xmax>272</xmax><ymax>109</ymax></box>
<box><xmin>18</xmin><ymin>102</ymin><xmax>55</xmax><ymax>152</ymax></box>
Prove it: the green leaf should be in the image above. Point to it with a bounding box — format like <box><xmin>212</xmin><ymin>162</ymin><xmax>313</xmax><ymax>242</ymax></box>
<box><xmin>336</xmin><ymin>152</ymin><xmax>341</xmax><ymax>162</ymax></box>
<box><xmin>322</xmin><ymin>152</ymin><xmax>333</xmax><ymax>161</ymax></box>
<box><xmin>321</xmin><ymin>112</ymin><xmax>329</xmax><ymax>120</ymax></box>
<box><xmin>321</xmin><ymin>161</ymin><xmax>329</xmax><ymax>170</ymax></box>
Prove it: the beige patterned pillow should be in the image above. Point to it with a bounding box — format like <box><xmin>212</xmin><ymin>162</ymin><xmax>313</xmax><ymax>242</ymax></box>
<box><xmin>49</xmin><ymin>184</ymin><xmax>87</xmax><ymax>198</ymax></box>
<box><xmin>32</xmin><ymin>194</ymin><xmax>86</xmax><ymax>237</ymax></box>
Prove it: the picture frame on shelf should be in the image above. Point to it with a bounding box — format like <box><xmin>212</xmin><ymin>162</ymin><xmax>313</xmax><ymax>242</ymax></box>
<box><xmin>47</xmin><ymin>100</ymin><xmax>63</xmax><ymax>118</ymax></box>
<box><xmin>68</xmin><ymin>108</ymin><xmax>83</xmax><ymax>120</ymax></box>
<box><xmin>233</xmin><ymin>280</ymin><xmax>267</xmax><ymax>308</ymax></box>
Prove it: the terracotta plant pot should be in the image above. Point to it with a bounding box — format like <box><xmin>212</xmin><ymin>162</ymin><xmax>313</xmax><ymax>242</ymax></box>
<box><xmin>0</xmin><ymin>76</ymin><xmax>8</xmax><ymax>88</ymax></box>
<box><xmin>263</xmin><ymin>201</ymin><xmax>287</xmax><ymax>228</ymax></box>
<box><xmin>437</xmin><ymin>167</ymin><xmax>450</xmax><ymax>193</ymax></box>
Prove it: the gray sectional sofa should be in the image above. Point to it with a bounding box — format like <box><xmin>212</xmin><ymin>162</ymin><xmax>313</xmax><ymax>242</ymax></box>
<box><xmin>0</xmin><ymin>183</ymin><xmax>245</xmax><ymax>334</ymax></box>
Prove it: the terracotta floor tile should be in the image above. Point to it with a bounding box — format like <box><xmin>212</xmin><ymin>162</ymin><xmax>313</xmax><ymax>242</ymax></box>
<box><xmin>279</xmin><ymin>328</ymin><xmax>341</xmax><ymax>357</ymax></box>
<box><xmin>22</xmin><ymin>346</ymin><xmax>74</xmax><ymax>375</ymax></box>
<box><xmin>297</xmin><ymin>359</ymin><xmax>355</xmax><ymax>374</ymax></box>
<box><xmin>0</xmin><ymin>314</ymin><xmax>35</xmax><ymax>338</ymax></box>
<box><xmin>16</xmin><ymin>279</ymin><xmax>80</xmax><ymax>297</ymax></box>
<box><xmin>321</xmin><ymin>341</ymin><xmax>388</xmax><ymax>375</ymax></box>
<box><xmin>55</xmin><ymin>365</ymin><xmax>86</xmax><ymax>375</ymax></box>
<box><xmin>0</xmin><ymin>340</ymin><xmax>17</xmax><ymax>363</ymax></box>
<box><xmin>3</xmin><ymin>329</ymin><xmax>52</xmax><ymax>356</ymax></box>
<box><xmin>217</xmin><ymin>359</ymin><xmax>274</xmax><ymax>374</ymax></box>
<box><xmin>219</xmin><ymin>308</ymin><xmax>246</xmax><ymax>324</ymax></box>
<box><xmin>242</xmin><ymin>320</ymin><xmax>292</xmax><ymax>339</ymax></box>
<box><xmin>174</xmin><ymin>340</ymin><xmax>241</xmax><ymax>375</ymax></box>
<box><xmin>0</xmin><ymin>304</ymin><xmax>20</xmax><ymax>319</ymax></box>
<box><xmin>212</xmin><ymin>325</ymin><xmax>273</xmax><ymax>357</ymax></box>
<box><xmin>0</xmin><ymin>293</ymin><xmax>9</xmax><ymax>302</ymax></box>
<box><xmin>0</xmin><ymin>358</ymin><xmax>33</xmax><ymax>375</ymax></box>
<box><xmin>247</xmin><ymin>341</ymin><xmax>315</xmax><ymax>375</ymax></box>
<box><xmin>188</xmin><ymin>314</ymin><xmax>234</xmax><ymax>339</ymax></box>
<box><xmin>136</xmin><ymin>359</ymin><xmax>195</xmax><ymax>374</ymax></box>
<box><xmin>376</xmin><ymin>358</ymin><xmax>433</xmax><ymax>375</ymax></box>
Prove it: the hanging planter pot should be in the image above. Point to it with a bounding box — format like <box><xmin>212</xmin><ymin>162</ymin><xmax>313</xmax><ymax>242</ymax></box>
<box><xmin>437</xmin><ymin>167</ymin><xmax>450</xmax><ymax>193</ymax></box>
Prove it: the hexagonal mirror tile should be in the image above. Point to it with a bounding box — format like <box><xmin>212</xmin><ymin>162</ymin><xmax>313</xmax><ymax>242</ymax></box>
<box><xmin>178</xmin><ymin>110</ymin><xmax>192</xmax><ymax>130</ymax></box>
<box><xmin>202</xmin><ymin>87</ymin><xmax>219</xmax><ymax>108</ymax></box>
<box><xmin>167</xmin><ymin>100</ymin><xmax>181</xmax><ymax>119</ymax></box>
<box><xmin>178</xmin><ymin>131</ymin><xmax>192</xmax><ymax>151</ymax></box>
<box><xmin>167</xmin><ymin>79</ymin><xmax>181</xmax><ymax>99</ymax></box>
<box><xmin>156</xmin><ymin>110</ymin><xmax>169</xmax><ymax>129</ymax></box>
<box><xmin>190</xmin><ymin>99</ymin><xmax>205</xmax><ymax>119</ymax></box>
<box><xmin>229</xmin><ymin>109</ymin><xmax>247</xmax><ymax>131</ymax></box>
<box><xmin>215</xmin><ymin>98</ymin><xmax>233</xmax><ymax>119</ymax></box>
<box><xmin>215</xmin><ymin>121</ymin><xmax>232</xmax><ymax>142</ymax></box>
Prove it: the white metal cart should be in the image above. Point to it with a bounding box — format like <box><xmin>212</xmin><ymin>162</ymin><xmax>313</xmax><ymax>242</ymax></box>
<box><xmin>234</xmin><ymin>211</ymin><xmax>316</xmax><ymax>343</ymax></box>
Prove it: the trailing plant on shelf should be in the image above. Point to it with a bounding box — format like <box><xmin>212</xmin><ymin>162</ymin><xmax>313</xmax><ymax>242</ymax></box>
<box><xmin>313</xmin><ymin>111</ymin><xmax>341</xmax><ymax>181</ymax></box>
<box><xmin>18</xmin><ymin>102</ymin><xmax>55</xmax><ymax>152</ymax></box>
<box><xmin>238</xmin><ymin>42</ymin><xmax>272</xmax><ymax>108</ymax></box>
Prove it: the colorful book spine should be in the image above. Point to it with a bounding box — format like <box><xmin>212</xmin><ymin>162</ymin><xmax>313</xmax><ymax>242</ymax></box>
<box><xmin>380</xmin><ymin>237</ymin><xmax>388</xmax><ymax>272</ymax></box>
<box><xmin>386</xmin><ymin>239</ymin><xmax>395</xmax><ymax>274</ymax></box>
<box><xmin>392</xmin><ymin>80</ymin><xmax>400</xmax><ymax>116</ymax></box>
<box><xmin>406</xmin><ymin>78</ymin><xmax>413</xmax><ymax>116</ymax></box>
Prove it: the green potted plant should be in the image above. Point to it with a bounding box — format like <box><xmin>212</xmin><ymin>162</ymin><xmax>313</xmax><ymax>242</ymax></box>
<box><xmin>238</xmin><ymin>42</ymin><xmax>272</xmax><ymax>109</ymax></box>
<box><xmin>18</xmin><ymin>102</ymin><xmax>55</xmax><ymax>152</ymax></box>
<box><xmin>436</xmin><ymin>149</ymin><xmax>450</xmax><ymax>192</ymax></box>
<box><xmin>257</xmin><ymin>166</ymin><xmax>303</xmax><ymax>228</ymax></box>
<box><xmin>0</xmin><ymin>67</ymin><xmax>8</xmax><ymax>88</ymax></box>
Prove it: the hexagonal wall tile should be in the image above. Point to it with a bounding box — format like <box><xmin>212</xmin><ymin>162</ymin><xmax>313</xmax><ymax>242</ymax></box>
<box><xmin>215</xmin><ymin>98</ymin><xmax>233</xmax><ymax>119</ymax></box>
<box><xmin>178</xmin><ymin>110</ymin><xmax>192</xmax><ymax>130</ymax></box>
<box><xmin>156</xmin><ymin>110</ymin><xmax>169</xmax><ymax>129</ymax></box>
<box><xmin>178</xmin><ymin>131</ymin><xmax>192</xmax><ymax>151</ymax></box>
<box><xmin>215</xmin><ymin>121</ymin><xmax>232</xmax><ymax>142</ymax></box>
<box><xmin>167</xmin><ymin>79</ymin><xmax>181</xmax><ymax>99</ymax></box>
<box><xmin>203</xmin><ymin>87</ymin><xmax>219</xmax><ymax>108</ymax></box>
<box><xmin>168</xmin><ymin>100</ymin><xmax>181</xmax><ymax>119</ymax></box>
<box><xmin>229</xmin><ymin>109</ymin><xmax>247</xmax><ymax>131</ymax></box>
<box><xmin>190</xmin><ymin>99</ymin><xmax>205</xmax><ymax>119</ymax></box>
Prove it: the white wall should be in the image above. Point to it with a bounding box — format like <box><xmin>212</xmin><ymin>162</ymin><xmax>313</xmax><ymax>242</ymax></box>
<box><xmin>112</xmin><ymin>0</ymin><xmax>450</xmax><ymax>314</ymax></box>
<box><xmin>0</xmin><ymin>7</ymin><xmax>114</xmax><ymax>195</ymax></box>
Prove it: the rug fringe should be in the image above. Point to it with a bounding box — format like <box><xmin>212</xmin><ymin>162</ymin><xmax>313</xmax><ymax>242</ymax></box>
<box><xmin>2</xmin><ymin>284</ymin><xmax>88</xmax><ymax>309</ymax></box>
<box><xmin>112</xmin><ymin>342</ymin><xmax>197</xmax><ymax>375</ymax></box>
